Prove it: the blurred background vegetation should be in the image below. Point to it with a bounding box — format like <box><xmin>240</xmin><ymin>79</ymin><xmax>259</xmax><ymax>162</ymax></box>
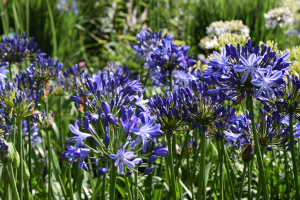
<box><xmin>1</xmin><ymin>0</ymin><xmax>300</xmax><ymax>72</ymax></box>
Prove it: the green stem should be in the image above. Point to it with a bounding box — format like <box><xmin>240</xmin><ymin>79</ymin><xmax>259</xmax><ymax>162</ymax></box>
<box><xmin>68</xmin><ymin>168</ymin><xmax>74</xmax><ymax>200</ymax></box>
<box><xmin>27</xmin><ymin>117</ymin><xmax>32</xmax><ymax>194</ymax></box>
<box><xmin>246</xmin><ymin>92</ymin><xmax>268</xmax><ymax>200</ymax></box>
<box><xmin>4</xmin><ymin>169</ymin><xmax>8</xmax><ymax>200</ymax></box>
<box><xmin>256</xmin><ymin>146</ymin><xmax>266</xmax><ymax>199</ymax></box>
<box><xmin>34</xmin><ymin>170</ymin><xmax>42</xmax><ymax>200</ymax></box>
<box><xmin>18</xmin><ymin>118</ymin><xmax>23</xmax><ymax>200</ymax></box>
<box><xmin>47</xmin><ymin>130</ymin><xmax>52</xmax><ymax>200</ymax></box>
<box><xmin>208</xmin><ymin>160</ymin><xmax>220</xmax><ymax>200</ymax></box>
<box><xmin>238</xmin><ymin>163</ymin><xmax>247</xmax><ymax>200</ymax></box>
<box><xmin>219</xmin><ymin>142</ymin><xmax>224</xmax><ymax>200</ymax></box>
<box><xmin>283</xmin><ymin>144</ymin><xmax>290</xmax><ymax>198</ymax></box>
<box><xmin>26</xmin><ymin>0</ymin><xmax>30</xmax><ymax>36</ymax></box>
<box><xmin>6</xmin><ymin>164</ymin><xmax>20</xmax><ymax>200</ymax></box>
<box><xmin>169</xmin><ymin>69</ymin><xmax>173</xmax><ymax>92</ymax></box>
<box><xmin>124</xmin><ymin>168</ymin><xmax>133</xmax><ymax>200</ymax></box>
<box><xmin>134</xmin><ymin>170</ymin><xmax>138</xmax><ymax>200</ymax></box>
<box><xmin>223</xmin><ymin>143</ymin><xmax>236</xmax><ymax>200</ymax></box>
<box><xmin>167</xmin><ymin>132</ymin><xmax>177</xmax><ymax>199</ymax></box>
<box><xmin>101</xmin><ymin>163</ymin><xmax>107</xmax><ymax>200</ymax></box>
<box><xmin>109</xmin><ymin>162</ymin><xmax>117</xmax><ymax>200</ymax></box>
<box><xmin>187</xmin><ymin>156</ymin><xmax>195</xmax><ymax>200</ymax></box>
<box><xmin>196</xmin><ymin>126</ymin><xmax>206</xmax><ymax>200</ymax></box>
<box><xmin>175</xmin><ymin>130</ymin><xmax>190</xmax><ymax>176</ymax></box>
<box><xmin>0</xmin><ymin>0</ymin><xmax>8</xmax><ymax>36</ymax></box>
<box><xmin>58</xmin><ymin>96</ymin><xmax>64</xmax><ymax>150</ymax></box>
<box><xmin>289</xmin><ymin>114</ymin><xmax>300</xmax><ymax>199</ymax></box>
<box><xmin>46</xmin><ymin>0</ymin><xmax>57</xmax><ymax>57</ymax></box>
<box><xmin>248</xmin><ymin>161</ymin><xmax>252</xmax><ymax>200</ymax></box>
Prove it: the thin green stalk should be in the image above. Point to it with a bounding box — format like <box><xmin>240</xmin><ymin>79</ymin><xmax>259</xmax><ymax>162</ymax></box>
<box><xmin>34</xmin><ymin>169</ymin><xmax>42</xmax><ymax>200</ymax></box>
<box><xmin>238</xmin><ymin>162</ymin><xmax>247</xmax><ymax>200</ymax></box>
<box><xmin>223</xmin><ymin>143</ymin><xmax>236</xmax><ymax>200</ymax></box>
<box><xmin>289</xmin><ymin>114</ymin><xmax>300</xmax><ymax>199</ymax></box>
<box><xmin>18</xmin><ymin>118</ymin><xmax>23</xmax><ymax>200</ymax></box>
<box><xmin>167</xmin><ymin>132</ymin><xmax>177</xmax><ymax>199</ymax></box>
<box><xmin>124</xmin><ymin>168</ymin><xmax>133</xmax><ymax>200</ymax></box>
<box><xmin>68</xmin><ymin>168</ymin><xmax>74</xmax><ymax>200</ymax></box>
<box><xmin>12</xmin><ymin>1</ymin><xmax>20</xmax><ymax>34</ymax></box>
<box><xmin>256</xmin><ymin>145</ymin><xmax>266</xmax><ymax>199</ymax></box>
<box><xmin>26</xmin><ymin>0</ymin><xmax>30</xmax><ymax>36</ymax></box>
<box><xmin>196</xmin><ymin>126</ymin><xmax>206</xmax><ymax>200</ymax></box>
<box><xmin>187</xmin><ymin>156</ymin><xmax>195</xmax><ymax>200</ymax></box>
<box><xmin>219</xmin><ymin>142</ymin><xmax>224</xmax><ymax>200</ymax></box>
<box><xmin>47</xmin><ymin>130</ymin><xmax>52</xmax><ymax>200</ymax></box>
<box><xmin>58</xmin><ymin>96</ymin><xmax>64</xmax><ymax>150</ymax></box>
<box><xmin>134</xmin><ymin>170</ymin><xmax>138</xmax><ymax>200</ymax></box>
<box><xmin>46</xmin><ymin>0</ymin><xmax>57</xmax><ymax>57</ymax></box>
<box><xmin>248</xmin><ymin>161</ymin><xmax>252</xmax><ymax>200</ymax></box>
<box><xmin>246</xmin><ymin>92</ymin><xmax>268</xmax><ymax>200</ymax></box>
<box><xmin>208</xmin><ymin>160</ymin><xmax>220</xmax><ymax>200</ymax></box>
<box><xmin>169</xmin><ymin>69</ymin><xmax>173</xmax><ymax>92</ymax></box>
<box><xmin>0</xmin><ymin>0</ymin><xmax>8</xmax><ymax>36</ymax></box>
<box><xmin>6</xmin><ymin>164</ymin><xmax>20</xmax><ymax>200</ymax></box>
<box><xmin>283</xmin><ymin>148</ymin><xmax>290</xmax><ymax>198</ymax></box>
<box><xmin>175</xmin><ymin>130</ymin><xmax>190</xmax><ymax>176</ymax></box>
<box><xmin>27</xmin><ymin>117</ymin><xmax>32</xmax><ymax>194</ymax></box>
<box><xmin>109</xmin><ymin>162</ymin><xmax>117</xmax><ymax>200</ymax></box>
<box><xmin>101</xmin><ymin>163</ymin><xmax>107</xmax><ymax>200</ymax></box>
<box><xmin>4</xmin><ymin>171</ymin><xmax>8</xmax><ymax>200</ymax></box>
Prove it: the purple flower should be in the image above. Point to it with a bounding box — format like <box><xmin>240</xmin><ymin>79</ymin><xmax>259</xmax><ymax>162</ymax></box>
<box><xmin>97</xmin><ymin>168</ymin><xmax>108</xmax><ymax>175</ymax></box>
<box><xmin>109</xmin><ymin>145</ymin><xmax>137</xmax><ymax>175</ymax></box>
<box><xmin>143</xmin><ymin>167</ymin><xmax>154</xmax><ymax>176</ymax></box>
<box><xmin>131</xmin><ymin>115</ymin><xmax>163</xmax><ymax>152</ymax></box>
<box><xmin>251</xmin><ymin>66</ymin><xmax>284</xmax><ymax>98</ymax></box>
<box><xmin>63</xmin><ymin>145</ymin><xmax>92</xmax><ymax>170</ymax></box>
<box><xmin>100</xmin><ymin>102</ymin><xmax>117</xmax><ymax>130</ymax></box>
<box><xmin>68</xmin><ymin>120</ymin><xmax>91</xmax><ymax>147</ymax></box>
<box><xmin>234</xmin><ymin>53</ymin><xmax>262</xmax><ymax>84</ymax></box>
<box><xmin>151</xmin><ymin>145</ymin><xmax>169</xmax><ymax>157</ymax></box>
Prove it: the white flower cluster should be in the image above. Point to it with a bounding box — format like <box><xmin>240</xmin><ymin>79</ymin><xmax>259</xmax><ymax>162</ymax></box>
<box><xmin>199</xmin><ymin>20</ymin><xmax>249</xmax><ymax>50</ymax></box>
<box><xmin>264</xmin><ymin>7</ymin><xmax>293</xmax><ymax>29</ymax></box>
<box><xmin>206</xmin><ymin>20</ymin><xmax>250</xmax><ymax>38</ymax></box>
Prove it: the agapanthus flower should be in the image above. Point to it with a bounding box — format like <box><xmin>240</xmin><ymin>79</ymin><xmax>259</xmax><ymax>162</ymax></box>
<box><xmin>131</xmin><ymin>114</ymin><xmax>163</xmax><ymax>152</ymax></box>
<box><xmin>27</xmin><ymin>55</ymin><xmax>63</xmax><ymax>81</ymax></box>
<box><xmin>0</xmin><ymin>32</ymin><xmax>41</xmax><ymax>64</ymax></box>
<box><xmin>224</xmin><ymin>110</ymin><xmax>289</xmax><ymax>151</ymax></box>
<box><xmin>109</xmin><ymin>145</ymin><xmax>137</xmax><ymax>175</ymax></box>
<box><xmin>131</xmin><ymin>29</ymin><xmax>196</xmax><ymax>86</ymax></box>
<box><xmin>63</xmin><ymin>145</ymin><xmax>92</xmax><ymax>170</ymax></box>
<box><xmin>204</xmin><ymin>40</ymin><xmax>291</xmax><ymax>103</ymax></box>
<box><xmin>264</xmin><ymin>7</ymin><xmax>293</xmax><ymax>29</ymax></box>
<box><xmin>22</xmin><ymin>120</ymin><xmax>41</xmax><ymax>147</ymax></box>
<box><xmin>68</xmin><ymin>120</ymin><xmax>91</xmax><ymax>147</ymax></box>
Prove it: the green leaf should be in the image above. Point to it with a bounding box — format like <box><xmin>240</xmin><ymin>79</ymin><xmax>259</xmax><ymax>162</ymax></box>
<box><xmin>179</xmin><ymin>179</ymin><xmax>192</xmax><ymax>199</ymax></box>
<box><xmin>153</xmin><ymin>180</ymin><xmax>164</xmax><ymax>200</ymax></box>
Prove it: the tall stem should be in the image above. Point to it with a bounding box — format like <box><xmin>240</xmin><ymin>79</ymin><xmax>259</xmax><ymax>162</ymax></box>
<box><xmin>58</xmin><ymin>96</ymin><xmax>64</xmax><ymax>150</ymax></box>
<box><xmin>124</xmin><ymin>168</ymin><xmax>133</xmax><ymax>200</ymax></box>
<box><xmin>169</xmin><ymin>69</ymin><xmax>173</xmax><ymax>92</ymax></box>
<box><xmin>219</xmin><ymin>142</ymin><xmax>224</xmax><ymax>200</ymax></box>
<box><xmin>166</xmin><ymin>132</ymin><xmax>177</xmax><ymax>199</ymax></box>
<box><xmin>68</xmin><ymin>168</ymin><xmax>74</xmax><ymax>200</ymax></box>
<box><xmin>34</xmin><ymin>170</ymin><xmax>42</xmax><ymax>200</ymax></box>
<box><xmin>247</xmin><ymin>161</ymin><xmax>253</xmax><ymax>200</ymax></box>
<box><xmin>18</xmin><ymin>118</ymin><xmax>23</xmax><ymax>200</ymax></box>
<box><xmin>187</xmin><ymin>157</ymin><xmax>195</xmax><ymax>200</ymax></box>
<box><xmin>289</xmin><ymin>114</ymin><xmax>300</xmax><ymax>199</ymax></box>
<box><xmin>109</xmin><ymin>162</ymin><xmax>117</xmax><ymax>200</ymax></box>
<box><xmin>246</xmin><ymin>92</ymin><xmax>268</xmax><ymax>200</ymax></box>
<box><xmin>101</xmin><ymin>163</ymin><xmax>107</xmax><ymax>200</ymax></box>
<box><xmin>223</xmin><ymin>143</ymin><xmax>236</xmax><ymax>200</ymax></box>
<box><xmin>134</xmin><ymin>170</ymin><xmax>138</xmax><ymax>200</ymax></box>
<box><xmin>6</xmin><ymin>164</ymin><xmax>20</xmax><ymax>200</ymax></box>
<box><xmin>283</xmin><ymin>149</ymin><xmax>290</xmax><ymax>198</ymax></box>
<box><xmin>46</xmin><ymin>0</ymin><xmax>57</xmax><ymax>57</ymax></box>
<box><xmin>238</xmin><ymin>162</ymin><xmax>247</xmax><ymax>200</ymax></box>
<box><xmin>196</xmin><ymin>126</ymin><xmax>206</xmax><ymax>200</ymax></box>
<box><xmin>47</xmin><ymin>130</ymin><xmax>52</xmax><ymax>200</ymax></box>
<box><xmin>27</xmin><ymin>117</ymin><xmax>32</xmax><ymax>194</ymax></box>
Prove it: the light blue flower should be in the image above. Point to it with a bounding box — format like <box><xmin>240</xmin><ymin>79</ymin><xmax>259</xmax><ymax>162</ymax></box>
<box><xmin>251</xmin><ymin>66</ymin><xmax>284</xmax><ymax>98</ymax></box>
<box><xmin>68</xmin><ymin>120</ymin><xmax>91</xmax><ymax>147</ymax></box>
<box><xmin>109</xmin><ymin>145</ymin><xmax>137</xmax><ymax>174</ymax></box>
<box><xmin>234</xmin><ymin>53</ymin><xmax>263</xmax><ymax>83</ymax></box>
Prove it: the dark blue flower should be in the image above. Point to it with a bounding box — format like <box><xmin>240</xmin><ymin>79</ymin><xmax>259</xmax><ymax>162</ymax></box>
<box><xmin>68</xmin><ymin>120</ymin><xmax>91</xmax><ymax>147</ymax></box>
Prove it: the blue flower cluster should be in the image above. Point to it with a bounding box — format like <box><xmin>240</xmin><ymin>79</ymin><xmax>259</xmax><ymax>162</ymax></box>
<box><xmin>204</xmin><ymin>40</ymin><xmax>291</xmax><ymax>102</ymax></box>
<box><xmin>131</xmin><ymin>29</ymin><xmax>196</xmax><ymax>86</ymax></box>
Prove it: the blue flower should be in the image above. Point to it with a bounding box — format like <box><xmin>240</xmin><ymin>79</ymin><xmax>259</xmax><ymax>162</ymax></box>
<box><xmin>63</xmin><ymin>145</ymin><xmax>92</xmax><ymax>170</ymax></box>
<box><xmin>68</xmin><ymin>120</ymin><xmax>91</xmax><ymax>147</ymax></box>
<box><xmin>131</xmin><ymin>115</ymin><xmax>163</xmax><ymax>152</ymax></box>
<box><xmin>100</xmin><ymin>102</ymin><xmax>117</xmax><ymax>130</ymax></box>
<box><xmin>109</xmin><ymin>145</ymin><xmax>137</xmax><ymax>175</ymax></box>
<box><xmin>251</xmin><ymin>66</ymin><xmax>285</xmax><ymax>98</ymax></box>
<box><xmin>234</xmin><ymin>53</ymin><xmax>262</xmax><ymax>83</ymax></box>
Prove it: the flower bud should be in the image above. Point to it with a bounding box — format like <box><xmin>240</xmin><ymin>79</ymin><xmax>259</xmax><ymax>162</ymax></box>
<box><xmin>23</xmin><ymin>160</ymin><xmax>30</xmax><ymax>180</ymax></box>
<box><xmin>242</xmin><ymin>144</ymin><xmax>254</xmax><ymax>163</ymax></box>
<box><xmin>143</xmin><ymin>167</ymin><xmax>154</xmax><ymax>176</ymax></box>
<box><xmin>126</xmin><ymin>170</ymin><xmax>133</xmax><ymax>177</ymax></box>
<box><xmin>0</xmin><ymin>140</ymin><xmax>16</xmax><ymax>164</ymax></box>
<box><xmin>97</xmin><ymin>168</ymin><xmax>108</xmax><ymax>175</ymax></box>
